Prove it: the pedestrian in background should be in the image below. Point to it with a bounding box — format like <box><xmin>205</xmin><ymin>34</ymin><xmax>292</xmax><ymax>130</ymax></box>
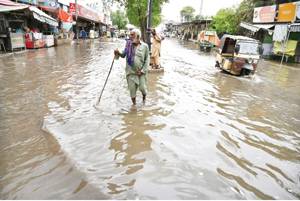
<box><xmin>151</xmin><ymin>28</ymin><xmax>162</xmax><ymax>69</ymax></box>
<box><xmin>80</xmin><ymin>28</ymin><xmax>87</xmax><ymax>40</ymax></box>
<box><xmin>114</xmin><ymin>29</ymin><xmax>150</xmax><ymax>105</ymax></box>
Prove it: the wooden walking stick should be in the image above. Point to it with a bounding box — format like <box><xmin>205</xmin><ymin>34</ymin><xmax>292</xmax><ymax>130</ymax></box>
<box><xmin>95</xmin><ymin>56</ymin><xmax>115</xmax><ymax>105</ymax></box>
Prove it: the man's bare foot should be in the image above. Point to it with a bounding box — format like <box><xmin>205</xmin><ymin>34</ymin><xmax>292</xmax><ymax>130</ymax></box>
<box><xmin>142</xmin><ymin>94</ymin><xmax>146</xmax><ymax>104</ymax></box>
<box><xmin>131</xmin><ymin>97</ymin><xmax>136</xmax><ymax>105</ymax></box>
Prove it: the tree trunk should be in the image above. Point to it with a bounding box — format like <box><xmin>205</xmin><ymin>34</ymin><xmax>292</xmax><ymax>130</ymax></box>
<box><xmin>140</xmin><ymin>18</ymin><xmax>147</xmax><ymax>43</ymax></box>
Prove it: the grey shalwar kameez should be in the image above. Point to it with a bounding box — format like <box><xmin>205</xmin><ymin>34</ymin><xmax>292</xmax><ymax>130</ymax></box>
<box><xmin>119</xmin><ymin>42</ymin><xmax>150</xmax><ymax>98</ymax></box>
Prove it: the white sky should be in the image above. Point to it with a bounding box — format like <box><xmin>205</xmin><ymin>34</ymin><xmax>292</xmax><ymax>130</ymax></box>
<box><xmin>162</xmin><ymin>0</ymin><xmax>242</xmax><ymax>22</ymax></box>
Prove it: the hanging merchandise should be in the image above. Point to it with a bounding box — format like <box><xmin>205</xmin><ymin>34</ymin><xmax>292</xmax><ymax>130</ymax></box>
<box><xmin>273</xmin><ymin>40</ymin><xmax>298</xmax><ymax>56</ymax></box>
<box><xmin>58</xmin><ymin>8</ymin><xmax>72</xmax><ymax>22</ymax></box>
<box><xmin>273</xmin><ymin>24</ymin><xmax>288</xmax><ymax>42</ymax></box>
<box><xmin>61</xmin><ymin>22</ymin><xmax>72</xmax><ymax>31</ymax></box>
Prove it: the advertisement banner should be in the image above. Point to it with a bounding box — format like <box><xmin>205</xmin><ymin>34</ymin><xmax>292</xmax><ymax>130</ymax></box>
<box><xmin>277</xmin><ymin>2</ymin><xmax>296</xmax><ymax>22</ymax></box>
<box><xmin>37</xmin><ymin>0</ymin><xmax>59</xmax><ymax>11</ymax></box>
<box><xmin>253</xmin><ymin>5</ymin><xmax>276</xmax><ymax>23</ymax></box>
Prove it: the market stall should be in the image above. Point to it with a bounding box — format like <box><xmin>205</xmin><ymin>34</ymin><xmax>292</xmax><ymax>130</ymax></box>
<box><xmin>55</xmin><ymin>8</ymin><xmax>73</xmax><ymax>46</ymax></box>
<box><xmin>25</xmin><ymin>6</ymin><xmax>58</xmax><ymax>49</ymax></box>
<box><xmin>0</xmin><ymin>0</ymin><xmax>29</xmax><ymax>52</ymax></box>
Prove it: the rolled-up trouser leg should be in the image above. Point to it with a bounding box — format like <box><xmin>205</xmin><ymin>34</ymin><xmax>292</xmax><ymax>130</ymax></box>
<box><xmin>138</xmin><ymin>75</ymin><xmax>147</xmax><ymax>96</ymax></box>
<box><xmin>127</xmin><ymin>76</ymin><xmax>138</xmax><ymax>98</ymax></box>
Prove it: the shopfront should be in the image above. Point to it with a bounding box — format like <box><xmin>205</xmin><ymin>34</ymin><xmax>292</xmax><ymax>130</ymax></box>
<box><xmin>70</xmin><ymin>3</ymin><xmax>102</xmax><ymax>39</ymax></box>
<box><xmin>0</xmin><ymin>0</ymin><xmax>30</xmax><ymax>52</ymax></box>
<box><xmin>0</xmin><ymin>0</ymin><xmax>58</xmax><ymax>52</ymax></box>
<box><xmin>25</xmin><ymin>6</ymin><xmax>58</xmax><ymax>48</ymax></box>
<box><xmin>251</xmin><ymin>1</ymin><xmax>300</xmax><ymax>63</ymax></box>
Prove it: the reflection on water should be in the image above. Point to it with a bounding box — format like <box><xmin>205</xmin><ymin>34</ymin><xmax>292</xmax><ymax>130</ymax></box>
<box><xmin>108</xmin><ymin>106</ymin><xmax>165</xmax><ymax>196</ymax></box>
<box><xmin>0</xmin><ymin>39</ymin><xmax>300</xmax><ymax>199</ymax></box>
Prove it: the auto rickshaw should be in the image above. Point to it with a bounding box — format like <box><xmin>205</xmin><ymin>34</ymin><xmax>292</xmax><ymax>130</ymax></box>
<box><xmin>198</xmin><ymin>30</ymin><xmax>220</xmax><ymax>52</ymax></box>
<box><xmin>215</xmin><ymin>35</ymin><xmax>263</xmax><ymax>76</ymax></box>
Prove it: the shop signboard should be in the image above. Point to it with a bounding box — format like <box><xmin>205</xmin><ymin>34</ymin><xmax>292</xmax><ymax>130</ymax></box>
<box><xmin>38</xmin><ymin>0</ymin><xmax>59</xmax><ymax>10</ymax></box>
<box><xmin>277</xmin><ymin>2</ymin><xmax>296</xmax><ymax>22</ymax></box>
<box><xmin>9</xmin><ymin>32</ymin><xmax>25</xmax><ymax>50</ymax></box>
<box><xmin>78</xmin><ymin>4</ymin><xmax>100</xmax><ymax>22</ymax></box>
<box><xmin>98</xmin><ymin>13</ymin><xmax>104</xmax><ymax>23</ymax></box>
<box><xmin>69</xmin><ymin>3</ymin><xmax>75</xmax><ymax>14</ymax></box>
<box><xmin>296</xmin><ymin>1</ymin><xmax>300</xmax><ymax>22</ymax></box>
<box><xmin>253</xmin><ymin>5</ymin><xmax>276</xmax><ymax>23</ymax></box>
<box><xmin>58</xmin><ymin>0</ymin><xmax>71</xmax><ymax>6</ymax></box>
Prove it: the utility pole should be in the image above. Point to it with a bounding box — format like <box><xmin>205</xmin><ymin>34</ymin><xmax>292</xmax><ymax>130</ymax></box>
<box><xmin>146</xmin><ymin>0</ymin><xmax>153</xmax><ymax>52</ymax></box>
<box><xmin>75</xmin><ymin>0</ymin><xmax>79</xmax><ymax>42</ymax></box>
<box><xmin>199</xmin><ymin>0</ymin><xmax>203</xmax><ymax>17</ymax></box>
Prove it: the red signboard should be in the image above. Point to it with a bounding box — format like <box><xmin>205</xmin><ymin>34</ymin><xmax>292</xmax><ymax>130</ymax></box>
<box><xmin>69</xmin><ymin>3</ymin><xmax>75</xmax><ymax>14</ymax></box>
<box><xmin>78</xmin><ymin>5</ymin><xmax>100</xmax><ymax>22</ymax></box>
<box><xmin>69</xmin><ymin>3</ymin><xmax>104</xmax><ymax>23</ymax></box>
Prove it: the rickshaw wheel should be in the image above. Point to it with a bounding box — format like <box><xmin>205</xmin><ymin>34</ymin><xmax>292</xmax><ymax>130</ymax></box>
<box><xmin>240</xmin><ymin>68</ymin><xmax>251</xmax><ymax>76</ymax></box>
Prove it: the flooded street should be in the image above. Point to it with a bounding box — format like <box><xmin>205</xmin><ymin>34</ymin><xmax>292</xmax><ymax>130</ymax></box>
<box><xmin>0</xmin><ymin>38</ymin><xmax>300</xmax><ymax>199</ymax></box>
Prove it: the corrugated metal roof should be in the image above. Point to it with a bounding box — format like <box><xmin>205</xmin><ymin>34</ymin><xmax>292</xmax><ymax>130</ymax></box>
<box><xmin>290</xmin><ymin>23</ymin><xmax>300</xmax><ymax>32</ymax></box>
<box><xmin>221</xmin><ymin>34</ymin><xmax>258</xmax><ymax>42</ymax></box>
<box><xmin>0</xmin><ymin>0</ymin><xmax>25</xmax><ymax>6</ymax></box>
<box><xmin>0</xmin><ymin>0</ymin><xmax>29</xmax><ymax>12</ymax></box>
<box><xmin>29</xmin><ymin>6</ymin><xmax>58</xmax><ymax>26</ymax></box>
<box><xmin>240</xmin><ymin>22</ymin><xmax>274</xmax><ymax>34</ymax></box>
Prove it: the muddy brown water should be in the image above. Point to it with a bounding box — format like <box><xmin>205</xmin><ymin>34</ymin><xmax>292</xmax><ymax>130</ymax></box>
<box><xmin>0</xmin><ymin>39</ymin><xmax>299</xmax><ymax>199</ymax></box>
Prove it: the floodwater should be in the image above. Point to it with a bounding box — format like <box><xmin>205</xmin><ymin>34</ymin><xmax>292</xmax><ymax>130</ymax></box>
<box><xmin>0</xmin><ymin>38</ymin><xmax>299</xmax><ymax>199</ymax></box>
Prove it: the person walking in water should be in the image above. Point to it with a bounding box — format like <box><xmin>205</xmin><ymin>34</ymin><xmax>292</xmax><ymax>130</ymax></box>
<box><xmin>114</xmin><ymin>29</ymin><xmax>150</xmax><ymax>105</ymax></box>
<box><xmin>80</xmin><ymin>28</ymin><xmax>87</xmax><ymax>40</ymax></box>
<box><xmin>151</xmin><ymin>28</ymin><xmax>162</xmax><ymax>69</ymax></box>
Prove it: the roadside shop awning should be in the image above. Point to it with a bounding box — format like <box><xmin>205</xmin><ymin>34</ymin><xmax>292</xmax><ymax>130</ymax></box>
<box><xmin>290</xmin><ymin>23</ymin><xmax>300</xmax><ymax>32</ymax></box>
<box><xmin>29</xmin><ymin>6</ymin><xmax>58</xmax><ymax>27</ymax></box>
<box><xmin>0</xmin><ymin>0</ymin><xmax>29</xmax><ymax>12</ymax></box>
<box><xmin>240</xmin><ymin>21</ymin><xmax>274</xmax><ymax>34</ymax></box>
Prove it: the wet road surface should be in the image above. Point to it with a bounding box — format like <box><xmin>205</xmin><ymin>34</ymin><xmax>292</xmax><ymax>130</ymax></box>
<box><xmin>0</xmin><ymin>38</ymin><xmax>300</xmax><ymax>199</ymax></box>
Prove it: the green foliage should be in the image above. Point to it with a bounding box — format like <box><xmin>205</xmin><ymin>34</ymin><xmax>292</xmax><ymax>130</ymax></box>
<box><xmin>111</xmin><ymin>10</ymin><xmax>128</xmax><ymax>29</ymax></box>
<box><xmin>211</xmin><ymin>0</ymin><xmax>277</xmax><ymax>35</ymax></box>
<box><xmin>211</xmin><ymin>8</ymin><xmax>239</xmax><ymax>34</ymax></box>
<box><xmin>125</xmin><ymin>0</ymin><xmax>166</xmax><ymax>27</ymax></box>
<box><xmin>180</xmin><ymin>6</ymin><xmax>195</xmax><ymax>22</ymax></box>
<box><xmin>113</xmin><ymin>0</ymin><xmax>167</xmax><ymax>41</ymax></box>
<box><xmin>236</xmin><ymin>0</ymin><xmax>276</xmax><ymax>24</ymax></box>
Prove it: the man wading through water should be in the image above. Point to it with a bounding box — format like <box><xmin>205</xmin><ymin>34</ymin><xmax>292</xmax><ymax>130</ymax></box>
<box><xmin>114</xmin><ymin>29</ymin><xmax>150</xmax><ymax>105</ymax></box>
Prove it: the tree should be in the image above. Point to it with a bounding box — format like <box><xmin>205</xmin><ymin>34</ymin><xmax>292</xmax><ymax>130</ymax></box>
<box><xmin>111</xmin><ymin>10</ymin><xmax>128</xmax><ymax>29</ymax></box>
<box><xmin>211</xmin><ymin>0</ymin><xmax>298</xmax><ymax>36</ymax></box>
<box><xmin>210</xmin><ymin>8</ymin><xmax>239</xmax><ymax>35</ymax></box>
<box><xmin>236</xmin><ymin>0</ymin><xmax>275</xmax><ymax>24</ymax></box>
<box><xmin>114</xmin><ymin>0</ymin><xmax>168</xmax><ymax>41</ymax></box>
<box><xmin>180</xmin><ymin>6</ymin><xmax>195</xmax><ymax>22</ymax></box>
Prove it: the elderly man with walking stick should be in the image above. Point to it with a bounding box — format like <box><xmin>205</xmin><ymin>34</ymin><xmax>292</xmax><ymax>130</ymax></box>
<box><xmin>114</xmin><ymin>29</ymin><xmax>150</xmax><ymax>105</ymax></box>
